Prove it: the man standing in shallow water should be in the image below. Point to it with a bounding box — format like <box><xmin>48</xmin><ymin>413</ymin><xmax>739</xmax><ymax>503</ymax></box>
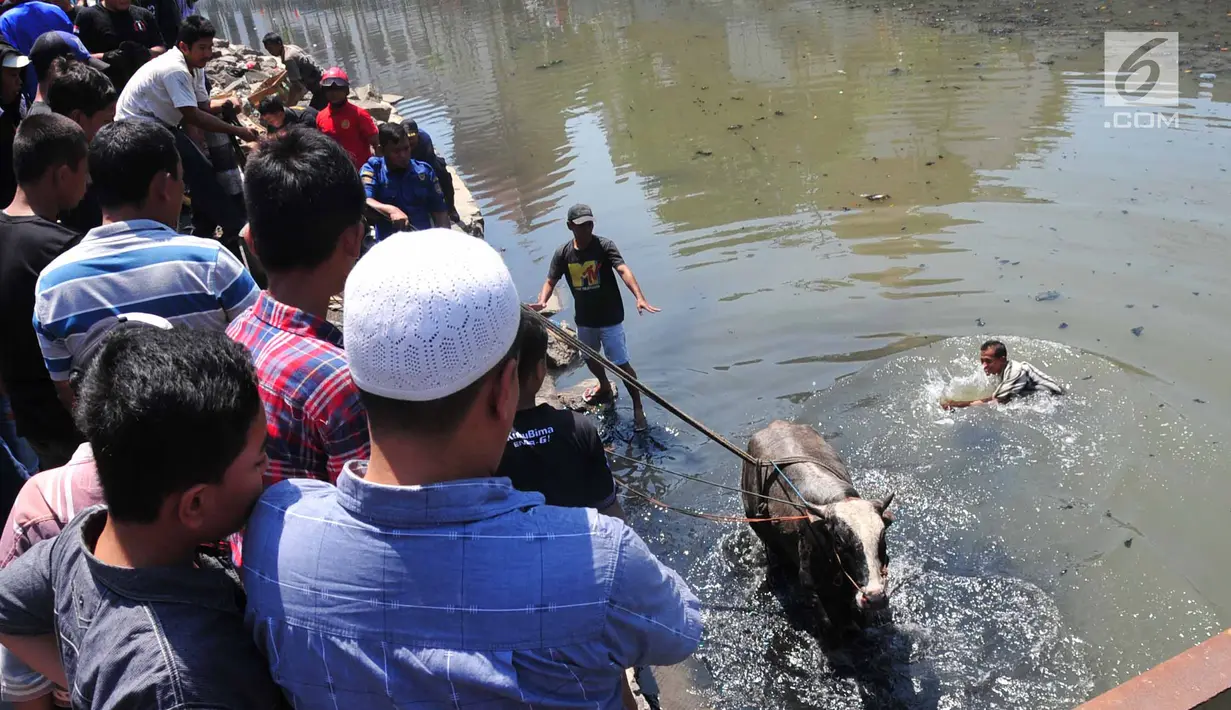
<box><xmin>531</xmin><ymin>204</ymin><xmax>660</xmax><ymax>432</ymax></box>
<box><xmin>942</xmin><ymin>339</ymin><xmax>1064</xmax><ymax>409</ymax></box>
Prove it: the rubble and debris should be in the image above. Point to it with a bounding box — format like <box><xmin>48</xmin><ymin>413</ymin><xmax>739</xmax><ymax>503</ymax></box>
<box><xmin>205</xmin><ymin>40</ymin><xmax>483</xmax><ymax>239</ymax></box>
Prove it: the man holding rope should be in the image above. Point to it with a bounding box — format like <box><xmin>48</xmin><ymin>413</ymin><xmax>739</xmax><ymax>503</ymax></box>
<box><xmin>531</xmin><ymin>203</ymin><xmax>659</xmax><ymax>432</ymax></box>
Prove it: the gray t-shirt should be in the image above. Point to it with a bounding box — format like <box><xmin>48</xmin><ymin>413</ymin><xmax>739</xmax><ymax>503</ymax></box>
<box><xmin>283</xmin><ymin>44</ymin><xmax>322</xmax><ymax>91</ymax></box>
<box><xmin>0</xmin><ymin>507</ymin><xmax>285</xmax><ymax>708</ymax></box>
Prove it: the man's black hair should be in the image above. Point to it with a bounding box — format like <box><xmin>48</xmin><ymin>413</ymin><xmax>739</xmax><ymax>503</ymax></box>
<box><xmin>360</xmin><ymin>324</ymin><xmax>523</xmax><ymax>437</ymax></box>
<box><xmin>89</xmin><ymin>120</ymin><xmax>179</xmax><ymax>208</ymax></box>
<box><xmin>47</xmin><ymin>61</ymin><xmax>116</xmax><ymax>117</ymax></box>
<box><xmin>401</xmin><ymin>119</ymin><xmax>418</xmax><ymax>133</ymax></box>
<box><xmin>517</xmin><ymin>310</ymin><xmax>547</xmax><ymax>384</ymax></box>
<box><xmin>73</xmin><ymin>328</ymin><xmax>261</xmax><ymax>524</ymax></box>
<box><xmin>12</xmin><ymin>113</ymin><xmax>87</xmax><ymax>184</ymax></box>
<box><xmin>176</xmin><ymin>15</ymin><xmax>216</xmax><ymax>47</ymax></box>
<box><xmin>257</xmin><ymin>94</ymin><xmax>284</xmax><ymax>116</ymax></box>
<box><xmin>981</xmin><ymin>340</ymin><xmax>1008</xmax><ymax>359</ymax></box>
<box><xmin>243</xmin><ymin>127</ymin><xmax>365</xmax><ymax>271</ymax></box>
<box><xmin>33</xmin><ymin>49</ymin><xmax>71</xmax><ymax>84</ymax></box>
<box><xmin>262</xmin><ymin>32</ymin><xmax>283</xmax><ymax>46</ymax></box>
<box><xmin>378</xmin><ymin>121</ymin><xmax>407</xmax><ymax>148</ymax></box>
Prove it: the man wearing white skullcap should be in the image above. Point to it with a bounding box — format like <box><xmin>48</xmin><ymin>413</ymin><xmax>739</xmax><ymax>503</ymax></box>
<box><xmin>241</xmin><ymin>229</ymin><xmax>702</xmax><ymax>709</ymax></box>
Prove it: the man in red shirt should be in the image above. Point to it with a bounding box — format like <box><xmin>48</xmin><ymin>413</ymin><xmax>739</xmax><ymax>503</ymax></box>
<box><xmin>314</xmin><ymin>67</ymin><xmax>377</xmax><ymax>169</ymax></box>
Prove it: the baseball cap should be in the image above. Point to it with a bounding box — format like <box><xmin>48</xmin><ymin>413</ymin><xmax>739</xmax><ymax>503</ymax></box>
<box><xmin>343</xmin><ymin>229</ymin><xmax>521</xmax><ymax>402</ymax></box>
<box><xmin>30</xmin><ymin>31</ymin><xmax>109</xmax><ymax>77</ymax></box>
<box><xmin>74</xmin><ymin>313</ymin><xmax>174</xmax><ymax>373</ymax></box>
<box><xmin>567</xmin><ymin>203</ymin><xmax>595</xmax><ymax>224</ymax></box>
<box><xmin>0</xmin><ymin>43</ymin><xmax>30</xmax><ymax>70</ymax></box>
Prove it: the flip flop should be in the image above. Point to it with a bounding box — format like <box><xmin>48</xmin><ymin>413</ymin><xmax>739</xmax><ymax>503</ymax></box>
<box><xmin>583</xmin><ymin>385</ymin><xmax>613</xmax><ymax>405</ymax></box>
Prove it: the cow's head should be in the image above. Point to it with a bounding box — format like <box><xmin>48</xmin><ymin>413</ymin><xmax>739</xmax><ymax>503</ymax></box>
<box><xmin>807</xmin><ymin>492</ymin><xmax>895</xmax><ymax>613</ymax></box>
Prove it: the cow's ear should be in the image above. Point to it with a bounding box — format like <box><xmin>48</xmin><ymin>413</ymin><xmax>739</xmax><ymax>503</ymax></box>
<box><xmin>874</xmin><ymin>492</ymin><xmax>896</xmax><ymax>524</ymax></box>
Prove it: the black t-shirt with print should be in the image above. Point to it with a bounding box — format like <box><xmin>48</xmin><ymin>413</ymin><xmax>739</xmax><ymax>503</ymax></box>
<box><xmin>74</xmin><ymin>5</ymin><xmax>164</xmax><ymax>55</ymax></box>
<box><xmin>0</xmin><ymin>212</ymin><xmax>83</xmax><ymax>444</ymax></box>
<box><xmin>547</xmin><ymin>236</ymin><xmax>625</xmax><ymax>328</ymax></box>
<box><xmin>496</xmin><ymin>404</ymin><xmax>617</xmax><ymax>511</ymax></box>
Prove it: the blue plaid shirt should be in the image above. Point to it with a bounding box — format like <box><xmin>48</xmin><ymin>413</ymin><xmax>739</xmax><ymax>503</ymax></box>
<box><xmin>242</xmin><ymin>462</ymin><xmax>702</xmax><ymax>709</ymax></box>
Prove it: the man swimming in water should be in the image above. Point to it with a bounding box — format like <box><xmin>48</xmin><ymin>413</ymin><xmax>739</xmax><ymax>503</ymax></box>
<box><xmin>942</xmin><ymin>340</ymin><xmax>1064</xmax><ymax>409</ymax></box>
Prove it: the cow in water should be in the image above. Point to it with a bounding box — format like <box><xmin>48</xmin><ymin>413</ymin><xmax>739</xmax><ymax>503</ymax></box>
<box><xmin>741</xmin><ymin>420</ymin><xmax>895</xmax><ymax>640</ymax></box>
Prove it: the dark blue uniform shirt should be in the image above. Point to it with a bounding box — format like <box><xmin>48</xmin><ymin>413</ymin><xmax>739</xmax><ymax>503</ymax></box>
<box><xmin>360</xmin><ymin>156</ymin><xmax>447</xmax><ymax>240</ymax></box>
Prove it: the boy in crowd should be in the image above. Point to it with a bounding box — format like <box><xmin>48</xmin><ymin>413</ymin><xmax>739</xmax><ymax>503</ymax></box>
<box><xmin>33</xmin><ymin>120</ymin><xmax>258</xmax><ymax>410</ymax></box>
<box><xmin>0</xmin><ymin>0</ymin><xmax>71</xmax><ymax>102</ymax></box>
<box><xmin>244</xmin><ymin>230</ymin><xmax>701</xmax><ymax>708</ymax></box>
<box><xmin>0</xmin><ymin>114</ymin><xmax>88</xmax><ymax>471</ymax></box>
<box><xmin>228</xmin><ymin>128</ymin><xmax>369</xmax><ymax>487</ymax></box>
<box><xmin>315</xmin><ymin>66</ymin><xmax>377</xmax><ymax>169</ymax></box>
<box><xmin>25</xmin><ymin>31</ymin><xmax>107</xmax><ymax>114</ymax></box>
<box><xmin>46</xmin><ymin>60</ymin><xmax>117</xmax><ymax>233</ymax></box>
<box><xmin>1</xmin><ymin>40</ymin><xmax>30</xmax><ymax>207</ymax></box>
<box><xmin>0</xmin><ymin>312</ymin><xmax>169</xmax><ymax>710</ymax></box>
<box><xmin>0</xmin><ymin>327</ymin><xmax>284</xmax><ymax>708</ymax></box>
<box><xmin>261</xmin><ymin>32</ymin><xmax>325</xmax><ymax>110</ymax></box>
<box><xmin>114</xmin><ymin>16</ymin><xmax>255</xmax><ymax>252</ymax></box>
<box><xmin>256</xmin><ymin>94</ymin><xmax>315</xmax><ymax>134</ymax></box>
<box><xmin>498</xmin><ymin>310</ymin><xmax>623</xmax><ymax>517</ymax></box>
<box><xmin>532</xmin><ymin>204</ymin><xmax>661</xmax><ymax>431</ymax></box>
<box><xmin>360</xmin><ymin>122</ymin><xmax>448</xmax><ymax>240</ymax></box>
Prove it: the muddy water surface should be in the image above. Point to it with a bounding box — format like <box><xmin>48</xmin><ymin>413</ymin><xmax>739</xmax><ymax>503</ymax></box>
<box><xmin>212</xmin><ymin>0</ymin><xmax>1231</xmax><ymax>705</ymax></box>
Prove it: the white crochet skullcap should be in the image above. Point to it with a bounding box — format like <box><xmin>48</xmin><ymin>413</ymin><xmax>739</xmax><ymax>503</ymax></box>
<box><xmin>344</xmin><ymin>229</ymin><xmax>521</xmax><ymax>401</ymax></box>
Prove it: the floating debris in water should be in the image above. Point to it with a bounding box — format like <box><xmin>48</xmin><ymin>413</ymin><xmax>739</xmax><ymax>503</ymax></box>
<box><xmin>727</xmin><ymin>124</ymin><xmax>743</xmax><ymax>131</ymax></box>
<box><xmin>1132</xmin><ymin>326</ymin><xmax>1145</xmax><ymax>336</ymax></box>
<box><xmin>1124</xmin><ymin>538</ymin><xmax>1133</xmax><ymax>548</ymax></box>
<box><xmin>1035</xmin><ymin>290</ymin><xmax>1062</xmax><ymax>302</ymax></box>
<box><xmin>925</xmin><ymin>161</ymin><xmax>935</xmax><ymax>166</ymax></box>
<box><xmin>1195</xmin><ymin>398</ymin><xmax>1208</xmax><ymax>404</ymax></box>
<box><xmin>773</xmin><ymin>110</ymin><xmax>785</xmax><ymax>116</ymax></box>
<box><xmin>1125</xmin><ymin>304</ymin><xmax>1135</xmax><ymax>308</ymax></box>
<box><xmin>534</xmin><ymin>59</ymin><xmax>564</xmax><ymax>69</ymax></box>
<box><xmin>976</xmin><ymin>318</ymin><xmax>986</xmax><ymax>327</ymax></box>
<box><xmin>1059</xmin><ymin>322</ymin><xmax>1069</xmax><ymax>329</ymax></box>
<box><xmin>1200</xmin><ymin>72</ymin><xmax>1217</xmax><ymax>80</ymax></box>
<box><xmin>695</xmin><ymin>149</ymin><xmax>713</xmax><ymax>157</ymax></box>
<box><xmin>861</xmin><ymin>193</ymin><xmax>890</xmax><ymax>201</ymax></box>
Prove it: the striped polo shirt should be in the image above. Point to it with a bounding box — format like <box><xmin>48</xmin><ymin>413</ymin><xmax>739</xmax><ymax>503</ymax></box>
<box><xmin>33</xmin><ymin>219</ymin><xmax>259</xmax><ymax>381</ymax></box>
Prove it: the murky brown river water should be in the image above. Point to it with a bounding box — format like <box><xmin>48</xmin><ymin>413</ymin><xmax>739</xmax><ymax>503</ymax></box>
<box><xmin>212</xmin><ymin>0</ymin><xmax>1231</xmax><ymax>705</ymax></box>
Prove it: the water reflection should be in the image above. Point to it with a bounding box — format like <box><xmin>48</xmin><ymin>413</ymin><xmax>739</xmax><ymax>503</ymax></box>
<box><xmin>209</xmin><ymin>0</ymin><xmax>1067</xmax><ymax>290</ymax></box>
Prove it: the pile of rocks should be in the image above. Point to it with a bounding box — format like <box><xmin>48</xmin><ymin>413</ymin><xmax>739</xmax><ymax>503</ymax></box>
<box><xmin>205</xmin><ymin>39</ymin><xmax>405</xmax><ymax>125</ymax></box>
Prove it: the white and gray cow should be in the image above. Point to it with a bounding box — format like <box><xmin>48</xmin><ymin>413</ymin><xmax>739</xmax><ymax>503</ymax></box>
<box><xmin>741</xmin><ymin>420</ymin><xmax>894</xmax><ymax>639</ymax></box>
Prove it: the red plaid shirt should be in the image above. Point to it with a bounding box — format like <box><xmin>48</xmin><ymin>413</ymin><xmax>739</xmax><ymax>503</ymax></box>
<box><xmin>226</xmin><ymin>292</ymin><xmax>369</xmax><ymax>487</ymax></box>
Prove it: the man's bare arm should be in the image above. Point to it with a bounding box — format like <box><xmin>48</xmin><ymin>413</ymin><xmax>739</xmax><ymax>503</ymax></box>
<box><xmin>179</xmin><ymin>106</ymin><xmax>255</xmax><ymax>141</ymax></box>
<box><xmin>0</xmin><ymin>634</ymin><xmax>68</xmax><ymax>687</ymax></box>
<box><xmin>530</xmin><ymin>278</ymin><xmax>559</xmax><ymax>310</ymax></box>
<box><xmin>614</xmin><ymin>264</ymin><xmax>660</xmax><ymax>314</ymax></box>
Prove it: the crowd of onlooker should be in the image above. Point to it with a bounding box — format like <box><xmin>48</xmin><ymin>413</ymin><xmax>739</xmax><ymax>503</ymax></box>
<box><xmin>0</xmin><ymin>1</ymin><xmax>692</xmax><ymax>708</ymax></box>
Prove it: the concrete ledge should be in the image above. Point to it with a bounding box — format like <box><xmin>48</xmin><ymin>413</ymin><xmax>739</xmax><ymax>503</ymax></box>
<box><xmin>1078</xmin><ymin>629</ymin><xmax>1231</xmax><ymax>710</ymax></box>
